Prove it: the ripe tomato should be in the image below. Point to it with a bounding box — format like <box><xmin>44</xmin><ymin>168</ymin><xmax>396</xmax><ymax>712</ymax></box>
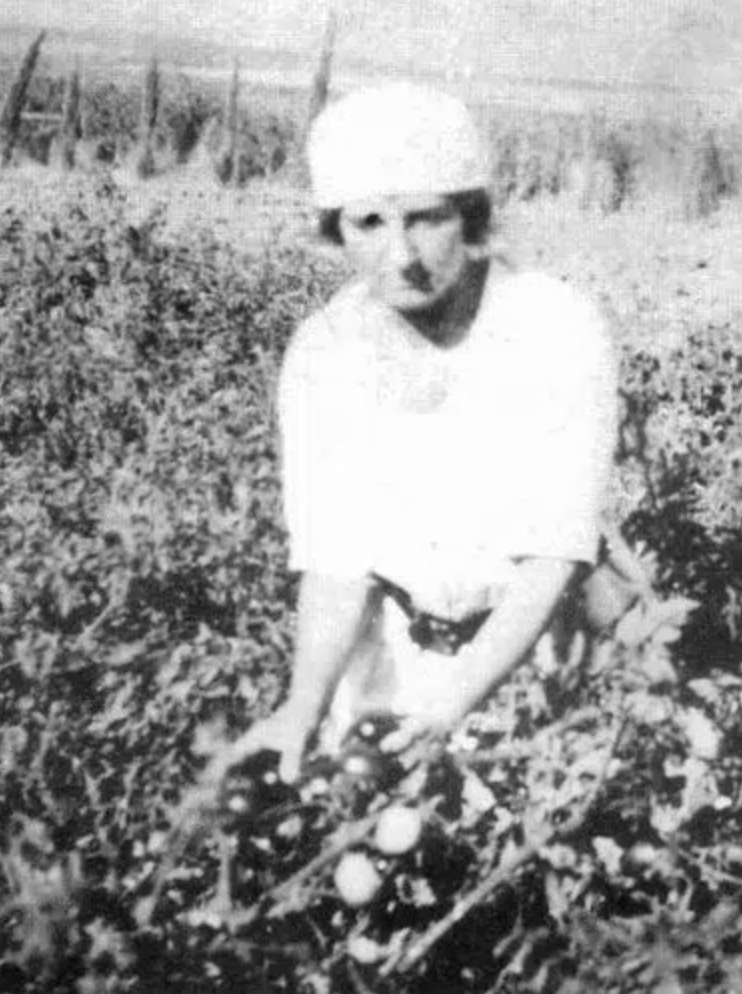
<box><xmin>374</xmin><ymin>805</ymin><xmax>423</xmax><ymax>855</ymax></box>
<box><xmin>333</xmin><ymin>851</ymin><xmax>383</xmax><ymax>907</ymax></box>
<box><xmin>347</xmin><ymin>935</ymin><xmax>386</xmax><ymax>964</ymax></box>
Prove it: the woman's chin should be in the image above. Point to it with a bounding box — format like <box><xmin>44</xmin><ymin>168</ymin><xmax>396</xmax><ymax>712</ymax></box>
<box><xmin>381</xmin><ymin>287</ymin><xmax>446</xmax><ymax>314</ymax></box>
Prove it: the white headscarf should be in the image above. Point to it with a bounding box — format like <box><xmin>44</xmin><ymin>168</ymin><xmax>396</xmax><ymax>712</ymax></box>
<box><xmin>307</xmin><ymin>81</ymin><xmax>490</xmax><ymax>209</ymax></box>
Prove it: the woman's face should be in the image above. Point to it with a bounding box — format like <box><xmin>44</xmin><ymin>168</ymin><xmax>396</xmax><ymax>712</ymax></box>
<box><xmin>338</xmin><ymin>193</ymin><xmax>469</xmax><ymax>314</ymax></box>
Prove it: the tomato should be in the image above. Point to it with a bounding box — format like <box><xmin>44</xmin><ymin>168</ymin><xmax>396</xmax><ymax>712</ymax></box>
<box><xmin>333</xmin><ymin>851</ymin><xmax>383</xmax><ymax>907</ymax></box>
<box><xmin>219</xmin><ymin>778</ymin><xmax>258</xmax><ymax>829</ymax></box>
<box><xmin>225</xmin><ymin>789</ymin><xmax>253</xmax><ymax>817</ymax></box>
<box><xmin>347</xmin><ymin>715</ymin><xmax>402</xmax><ymax>749</ymax></box>
<box><xmin>341</xmin><ymin>745</ymin><xmax>388</xmax><ymax>781</ymax></box>
<box><xmin>338</xmin><ymin>716</ymin><xmax>406</xmax><ymax>790</ymax></box>
<box><xmin>374</xmin><ymin>805</ymin><xmax>423</xmax><ymax>855</ymax></box>
<box><xmin>218</xmin><ymin>750</ymin><xmax>299</xmax><ymax>833</ymax></box>
<box><xmin>347</xmin><ymin>935</ymin><xmax>386</xmax><ymax>964</ymax></box>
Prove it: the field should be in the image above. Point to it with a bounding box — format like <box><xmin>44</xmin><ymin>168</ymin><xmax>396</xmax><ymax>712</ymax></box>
<box><xmin>2</xmin><ymin>69</ymin><xmax>742</xmax><ymax>993</ymax></box>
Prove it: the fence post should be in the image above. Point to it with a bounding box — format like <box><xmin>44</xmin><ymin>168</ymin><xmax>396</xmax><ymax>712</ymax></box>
<box><xmin>52</xmin><ymin>63</ymin><xmax>83</xmax><ymax>170</ymax></box>
<box><xmin>136</xmin><ymin>52</ymin><xmax>160</xmax><ymax>178</ymax></box>
<box><xmin>305</xmin><ymin>7</ymin><xmax>337</xmax><ymax>136</ymax></box>
<box><xmin>0</xmin><ymin>30</ymin><xmax>46</xmax><ymax>166</ymax></box>
<box><xmin>215</xmin><ymin>58</ymin><xmax>240</xmax><ymax>185</ymax></box>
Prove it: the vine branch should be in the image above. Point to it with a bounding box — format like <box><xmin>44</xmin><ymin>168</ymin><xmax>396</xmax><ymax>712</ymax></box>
<box><xmin>386</xmin><ymin>713</ymin><xmax>626</xmax><ymax>976</ymax></box>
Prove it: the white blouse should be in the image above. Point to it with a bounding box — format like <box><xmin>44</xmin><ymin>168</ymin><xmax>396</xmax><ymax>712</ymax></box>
<box><xmin>278</xmin><ymin>266</ymin><xmax>617</xmax><ymax>621</ymax></box>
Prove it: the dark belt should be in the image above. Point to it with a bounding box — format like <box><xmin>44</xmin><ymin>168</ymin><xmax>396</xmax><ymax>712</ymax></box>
<box><xmin>371</xmin><ymin>573</ymin><xmax>492</xmax><ymax>656</ymax></box>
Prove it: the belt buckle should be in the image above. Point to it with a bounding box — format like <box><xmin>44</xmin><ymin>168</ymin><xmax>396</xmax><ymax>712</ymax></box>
<box><xmin>408</xmin><ymin>614</ymin><xmax>460</xmax><ymax>655</ymax></box>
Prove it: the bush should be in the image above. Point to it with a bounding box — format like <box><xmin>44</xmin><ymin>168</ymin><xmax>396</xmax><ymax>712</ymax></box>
<box><xmin>617</xmin><ymin>319</ymin><xmax>742</xmax><ymax>668</ymax></box>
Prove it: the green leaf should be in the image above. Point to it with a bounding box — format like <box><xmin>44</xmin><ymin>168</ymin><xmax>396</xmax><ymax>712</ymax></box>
<box><xmin>107</xmin><ymin>640</ymin><xmax>147</xmax><ymax>668</ymax></box>
<box><xmin>593</xmin><ymin>836</ymin><xmax>624</xmax><ymax>876</ymax></box>
<box><xmin>641</xmin><ymin>650</ymin><xmax>677</xmax><ymax>686</ymax></box>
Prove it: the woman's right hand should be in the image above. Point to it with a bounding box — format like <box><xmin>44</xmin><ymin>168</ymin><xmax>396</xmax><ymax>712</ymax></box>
<box><xmin>207</xmin><ymin>702</ymin><xmax>316</xmax><ymax>787</ymax></box>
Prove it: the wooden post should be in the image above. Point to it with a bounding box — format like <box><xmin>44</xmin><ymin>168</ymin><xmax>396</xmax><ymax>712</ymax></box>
<box><xmin>0</xmin><ymin>30</ymin><xmax>46</xmax><ymax>166</ymax></box>
<box><xmin>215</xmin><ymin>58</ymin><xmax>240</xmax><ymax>185</ymax></box>
<box><xmin>136</xmin><ymin>53</ymin><xmax>160</xmax><ymax>178</ymax></box>
<box><xmin>306</xmin><ymin>7</ymin><xmax>337</xmax><ymax>134</ymax></box>
<box><xmin>52</xmin><ymin>63</ymin><xmax>83</xmax><ymax>170</ymax></box>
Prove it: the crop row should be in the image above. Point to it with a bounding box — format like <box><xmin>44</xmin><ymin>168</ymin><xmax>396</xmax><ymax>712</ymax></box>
<box><xmin>0</xmin><ymin>54</ymin><xmax>740</xmax><ymax>216</ymax></box>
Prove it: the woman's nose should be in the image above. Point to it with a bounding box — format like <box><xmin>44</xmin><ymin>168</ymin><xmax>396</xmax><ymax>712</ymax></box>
<box><xmin>386</xmin><ymin>220</ymin><xmax>417</xmax><ymax>267</ymax></box>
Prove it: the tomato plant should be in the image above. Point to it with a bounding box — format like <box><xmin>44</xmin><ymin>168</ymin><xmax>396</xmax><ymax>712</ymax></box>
<box><xmin>1</xmin><ymin>177</ymin><xmax>742</xmax><ymax>993</ymax></box>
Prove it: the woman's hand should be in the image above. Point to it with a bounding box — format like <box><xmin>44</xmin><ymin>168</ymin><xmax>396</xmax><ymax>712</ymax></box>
<box><xmin>209</xmin><ymin>701</ymin><xmax>316</xmax><ymax>786</ymax></box>
<box><xmin>379</xmin><ymin>705</ymin><xmax>461</xmax><ymax>755</ymax></box>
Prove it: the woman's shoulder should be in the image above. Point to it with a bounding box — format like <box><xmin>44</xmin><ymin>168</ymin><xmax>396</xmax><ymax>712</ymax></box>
<box><xmin>288</xmin><ymin>281</ymin><xmax>371</xmax><ymax>354</ymax></box>
<box><xmin>280</xmin><ymin>280</ymin><xmax>374</xmax><ymax>389</ymax></box>
<box><xmin>488</xmin><ymin>268</ymin><xmax>595</xmax><ymax>315</ymax></box>
<box><xmin>483</xmin><ymin>268</ymin><xmax>611</xmax><ymax>351</ymax></box>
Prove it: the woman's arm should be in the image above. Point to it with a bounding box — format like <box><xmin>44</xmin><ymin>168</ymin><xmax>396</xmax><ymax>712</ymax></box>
<box><xmin>223</xmin><ymin>571</ymin><xmax>376</xmax><ymax>782</ymax></box>
<box><xmin>415</xmin><ymin>557</ymin><xmax>578</xmax><ymax>733</ymax></box>
<box><xmin>458</xmin><ymin>557</ymin><xmax>576</xmax><ymax>712</ymax></box>
<box><xmin>434</xmin><ymin>282</ymin><xmax>616</xmax><ymax>722</ymax></box>
<box><xmin>285</xmin><ymin>570</ymin><xmax>378</xmax><ymax>737</ymax></box>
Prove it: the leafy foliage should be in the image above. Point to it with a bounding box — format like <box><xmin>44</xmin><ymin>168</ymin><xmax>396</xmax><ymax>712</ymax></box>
<box><xmin>1</xmin><ymin>180</ymin><xmax>742</xmax><ymax>993</ymax></box>
<box><xmin>616</xmin><ymin>319</ymin><xmax>742</xmax><ymax>668</ymax></box>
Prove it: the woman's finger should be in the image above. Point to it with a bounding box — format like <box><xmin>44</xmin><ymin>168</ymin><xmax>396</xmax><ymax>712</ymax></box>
<box><xmin>278</xmin><ymin>740</ymin><xmax>304</xmax><ymax>784</ymax></box>
<box><xmin>379</xmin><ymin>716</ymin><xmax>425</xmax><ymax>754</ymax></box>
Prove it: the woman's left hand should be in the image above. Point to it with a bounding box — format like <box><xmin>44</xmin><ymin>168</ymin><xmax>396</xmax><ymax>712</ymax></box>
<box><xmin>379</xmin><ymin>707</ymin><xmax>461</xmax><ymax>754</ymax></box>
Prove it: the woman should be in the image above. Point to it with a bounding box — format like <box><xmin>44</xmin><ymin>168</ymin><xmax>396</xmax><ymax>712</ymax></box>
<box><xmin>227</xmin><ymin>81</ymin><xmax>617</xmax><ymax>783</ymax></box>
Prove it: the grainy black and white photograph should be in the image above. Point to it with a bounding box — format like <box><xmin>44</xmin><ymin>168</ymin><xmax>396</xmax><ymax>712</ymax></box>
<box><xmin>1</xmin><ymin>2</ymin><xmax>742</xmax><ymax>991</ymax></box>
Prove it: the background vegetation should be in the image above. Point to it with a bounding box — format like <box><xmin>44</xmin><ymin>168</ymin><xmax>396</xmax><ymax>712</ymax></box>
<box><xmin>0</xmin><ymin>62</ymin><xmax>303</xmax><ymax>181</ymax></box>
<box><xmin>0</xmin><ymin>52</ymin><xmax>739</xmax><ymax>218</ymax></box>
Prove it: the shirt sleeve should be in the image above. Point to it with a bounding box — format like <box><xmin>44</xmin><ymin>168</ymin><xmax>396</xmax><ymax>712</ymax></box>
<box><xmin>278</xmin><ymin>314</ymin><xmax>375</xmax><ymax>579</ymax></box>
<box><xmin>497</xmin><ymin>278</ymin><xmax>618</xmax><ymax>565</ymax></box>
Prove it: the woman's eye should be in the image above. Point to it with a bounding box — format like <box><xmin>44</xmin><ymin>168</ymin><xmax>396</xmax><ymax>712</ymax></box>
<box><xmin>354</xmin><ymin>213</ymin><xmax>384</xmax><ymax>231</ymax></box>
<box><xmin>411</xmin><ymin>207</ymin><xmax>457</xmax><ymax>227</ymax></box>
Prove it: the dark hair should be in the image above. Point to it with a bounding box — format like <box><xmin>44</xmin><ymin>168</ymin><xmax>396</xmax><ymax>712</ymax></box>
<box><xmin>318</xmin><ymin>208</ymin><xmax>344</xmax><ymax>246</ymax></box>
<box><xmin>317</xmin><ymin>187</ymin><xmax>493</xmax><ymax>247</ymax></box>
